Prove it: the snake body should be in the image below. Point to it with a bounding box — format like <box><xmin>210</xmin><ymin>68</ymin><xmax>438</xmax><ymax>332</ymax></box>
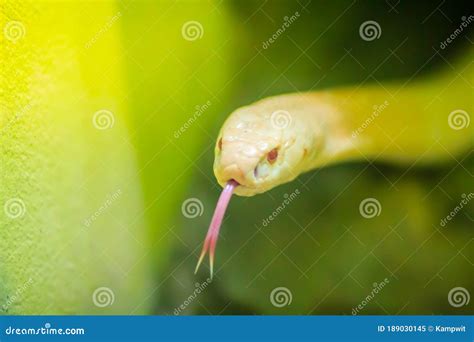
<box><xmin>196</xmin><ymin>52</ymin><xmax>473</xmax><ymax>275</ymax></box>
<box><xmin>215</xmin><ymin>53</ymin><xmax>473</xmax><ymax>196</ymax></box>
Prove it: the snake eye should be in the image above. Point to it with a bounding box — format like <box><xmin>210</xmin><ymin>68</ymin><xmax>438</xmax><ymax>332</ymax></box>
<box><xmin>267</xmin><ymin>148</ymin><xmax>278</xmax><ymax>164</ymax></box>
<box><xmin>218</xmin><ymin>138</ymin><xmax>222</xmax><ymax>150</ymax></box>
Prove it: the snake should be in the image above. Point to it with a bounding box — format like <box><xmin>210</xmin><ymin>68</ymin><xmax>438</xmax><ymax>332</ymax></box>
<box><xmin>195</xmin><ymin>51</ymin><xmax>473</xmax><ymax>277</ymax></box>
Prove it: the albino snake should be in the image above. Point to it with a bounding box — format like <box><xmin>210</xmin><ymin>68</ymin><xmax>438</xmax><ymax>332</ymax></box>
<box><xmin>195</xmin><ymin>52</ymin><xmax>473</xmax><ymax>277</ymax></box>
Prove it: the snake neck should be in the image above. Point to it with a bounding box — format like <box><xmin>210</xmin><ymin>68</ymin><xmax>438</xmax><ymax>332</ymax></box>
<box><xmin>302</xmin><ymin>56</ymin><xmax>473</xmax><ymax>171</ymax></box>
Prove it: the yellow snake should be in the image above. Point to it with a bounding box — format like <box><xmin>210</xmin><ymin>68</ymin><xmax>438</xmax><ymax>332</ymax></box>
<box><xmin>196</xmin><ymin>51</ymin><xmax>473</xmax><ymax>277</ymax></box>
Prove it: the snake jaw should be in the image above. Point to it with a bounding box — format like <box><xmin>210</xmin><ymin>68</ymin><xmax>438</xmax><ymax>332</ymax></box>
<box><xmin>195</xmin><ymin>179</ymin><xmax>238</xmax><ymax>278</ymax></box>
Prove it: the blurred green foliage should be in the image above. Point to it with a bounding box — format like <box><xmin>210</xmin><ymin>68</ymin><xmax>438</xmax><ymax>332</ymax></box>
<box><xmin>1</xmin><ymin>1</ymin><xmax>152</xmax><ymax>314</ymax></box>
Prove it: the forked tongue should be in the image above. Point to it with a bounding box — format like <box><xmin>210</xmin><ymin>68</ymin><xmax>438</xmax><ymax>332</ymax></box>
<box><xmin>195</xmin><ymin>179</ymin><xmax>238</xmax><ymax>279</ymax></box>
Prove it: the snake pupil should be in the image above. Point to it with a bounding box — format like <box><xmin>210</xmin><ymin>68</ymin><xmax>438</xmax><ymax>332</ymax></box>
<box><xmin>267</xmin><ymin>148</ymin><xmax>278</xmax><ymax>164</ymax></box>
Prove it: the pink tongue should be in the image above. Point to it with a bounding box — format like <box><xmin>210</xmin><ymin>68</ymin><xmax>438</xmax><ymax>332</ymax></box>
<box><xmin>195</xmin><ymin>180</ymin><xmax>238</xmax><ymax>278</ymax></box>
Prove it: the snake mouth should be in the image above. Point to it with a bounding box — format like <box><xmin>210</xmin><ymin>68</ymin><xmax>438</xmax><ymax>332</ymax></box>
<box><xmin>229</xmin><ymin>177</ymin><xmax>257</xmax><ymax>191</ymax></box>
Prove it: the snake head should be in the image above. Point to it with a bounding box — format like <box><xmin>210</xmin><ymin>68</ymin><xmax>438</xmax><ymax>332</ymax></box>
<box><xmin>214</xmin><ymin>97</ymin><xmax>321</xmax><ymax>196</ymax></box>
